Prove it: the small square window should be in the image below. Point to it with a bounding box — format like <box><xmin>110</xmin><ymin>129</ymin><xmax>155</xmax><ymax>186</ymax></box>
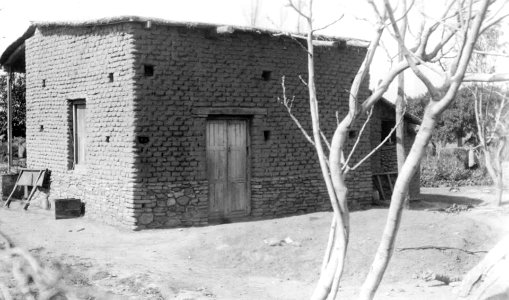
<box><xmin>261</xmin><ymin>70</ymin><xmax>271</xmax><ymax>81</ymax></box>
<box><xmin>381</xmin><ymin>120</ymin><xmax>396</xmax><ymax>144</ymax></box>
<box><xmin>144</xmin><ymin>65</ymin><xmax>154</xmax><ymax>77</ymax></box>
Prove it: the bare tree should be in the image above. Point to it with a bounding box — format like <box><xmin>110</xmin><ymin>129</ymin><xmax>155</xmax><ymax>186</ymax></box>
<box><xmin>471</xmin><ymin>85</ymin><xmax>508</xmax><ymax>206</ymax></box>
<box><xmin>467</xmin><ymin>26</ymin><xmax>508</xmax><ymax>206</ymax></box>
<box><xmin>281</xmin><ymin>0</ymin><xmax>509</xmax><ymax>299</ymax></box>
<box><xmin>247</xmin><ymin>0</ymin><xmax>262</xmax><ymax>27</ymax></box>
<box><xmin>394</xmin><ymin>0</ymin><xmax>409</xmax><ymax>208</ymax></box>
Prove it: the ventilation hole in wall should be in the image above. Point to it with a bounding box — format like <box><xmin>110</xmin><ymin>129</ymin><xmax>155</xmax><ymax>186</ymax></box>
<box><xmin>261</xmin><ymin>70</ymin><xmax>272</xmax><ymax>81</ymax></box>
<box><xmin>141</xmin><ymin>203</ymin><xmax>145</xmax><ymax>208</ymax></box>
<box><xmin>105</xmin><ymin>136</ymin><xmax>110</xmax><ymax>143</ymax></box>
<box><xmin>348</xmin><ymin>130</ymin><xmax>357</xmax><ymax>139</ymax></box>
<box><xmin>137</xmin><ymin>136</ymin><xmax>150</xmax><ymax>144</ymax></box>
<box><xmin>42</xmin><ymin>79</ymin><xmax>46</xmax><ymax>87</ymax></box>
<box><xmin>144</xmin><ymin>65</ymin><xmax>154</xmax><ymax>77</ymax></box>
<box><xmin>108</xmin><ymin>73</ymin><xmax>114</xmax><ymax>82</ymax></box>
<box><xmin>264</xmin><ymin>130</ymin><xmax>271</xmax><ymax>141</ymax></box>
<box><xmin>39</xmin><ymin>125</ymin><xmax>44</xmax><ymax>132</ymax></box>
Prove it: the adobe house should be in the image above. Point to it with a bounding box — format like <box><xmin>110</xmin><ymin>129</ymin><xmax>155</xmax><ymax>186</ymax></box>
<box><xmin>0</xmin><ymin>17</ymin><xmax>419</xmax><ymax>229</ymax></box>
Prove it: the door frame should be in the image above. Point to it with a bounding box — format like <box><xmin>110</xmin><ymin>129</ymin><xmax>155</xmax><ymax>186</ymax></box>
<box><xmin>206</xmin><ymin>116</ymin><xmax>251</xmax><ymax>220</ymax></box>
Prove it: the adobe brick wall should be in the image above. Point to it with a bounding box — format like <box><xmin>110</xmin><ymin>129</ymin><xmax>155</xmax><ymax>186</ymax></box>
<box><xmin>25</xmin><ymin>24</ymin><xmax>139</xmax><ymax>228</ymax></box>
<box><xmin>24</xmin><ymin>21</ymin><xmax>375</xmax><ymax>229</ymax></box>
<box><xmin>370</xmin><ymin>102</ymin><xmax>420</xmax><ymax>200</ymax></box>
<box><xmin>129</xmin><ymin>23</ymin><xmax>373</xmax><ymax>229</ymax></box>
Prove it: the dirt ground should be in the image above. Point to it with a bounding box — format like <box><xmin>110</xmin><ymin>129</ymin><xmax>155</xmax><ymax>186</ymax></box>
<box><xmin>1</xmin><ymin>186</ymin><xmax>508</xmax><ymax>299</ymax></box>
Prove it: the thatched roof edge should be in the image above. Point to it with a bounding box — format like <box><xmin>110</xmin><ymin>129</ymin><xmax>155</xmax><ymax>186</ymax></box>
<box><xmin>31</xmin><ymin>15</ymin><xmax>368</xmax><ymax>46</ymax></box>
<box><xmin>1</xmin><ymin>15</ymin><xmax>369</xmax><ymax>70</ymax></box>
<box><xmin>0</xmin><ymin>26</ymin><xmax>36</xmax><ymax>68</ymax></box>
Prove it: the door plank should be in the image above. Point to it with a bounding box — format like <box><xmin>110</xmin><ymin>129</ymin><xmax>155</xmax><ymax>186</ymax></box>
<box><xmin>207</xmin><ymin>120</ymin><xmax>228</xmax><ymax>216</ymax></box>
<box><xmin>227</xmin><ymin>120</ymin><xmax>248</xmax><ymax>213</ymax></box>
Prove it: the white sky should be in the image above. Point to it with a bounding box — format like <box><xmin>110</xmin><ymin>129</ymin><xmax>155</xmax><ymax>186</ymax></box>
<box><xmin>1</xmin><ymin>0</ymin><xmax>508</xmax><ymax>100</ymax></box>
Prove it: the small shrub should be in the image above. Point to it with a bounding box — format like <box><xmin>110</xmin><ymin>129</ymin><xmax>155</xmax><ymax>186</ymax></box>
<box><xmin>421</xmin><ymin>149</ymin><xmax>493</xmax><ymax>187</ymax></box>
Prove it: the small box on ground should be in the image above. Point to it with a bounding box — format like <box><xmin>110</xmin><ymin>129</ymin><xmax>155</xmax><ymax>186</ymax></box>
<box><xmin>54</xmin><ymin>198</ymin><xmax>82</xmax><ymax>219</ymax></box>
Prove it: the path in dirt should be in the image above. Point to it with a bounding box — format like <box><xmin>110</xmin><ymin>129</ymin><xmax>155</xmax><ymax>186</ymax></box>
<box><xmin>0</xmin><ymin>186</ymin><xmax>508</xmax><ymax>299</ymax></box>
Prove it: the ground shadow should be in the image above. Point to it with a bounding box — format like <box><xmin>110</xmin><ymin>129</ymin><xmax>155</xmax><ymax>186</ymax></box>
<box><xmin>409</xmin><ymin>193</ymin><xmax>484</xmax><ymax>211</ymax></box>
<box><xmin>367</xmin><ymin>192</ymin><xmax>485</xmax><ymax>211</ymax></box>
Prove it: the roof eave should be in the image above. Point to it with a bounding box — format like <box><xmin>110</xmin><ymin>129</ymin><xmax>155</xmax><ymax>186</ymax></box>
<box><xmin>0</xmin><ymin>25</ymin><xmax>36</xmax><ymax>72</ymax></box>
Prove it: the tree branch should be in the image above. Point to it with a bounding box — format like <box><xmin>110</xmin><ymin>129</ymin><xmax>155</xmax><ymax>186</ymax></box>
<box><xmin>473</xmin><ymin>50</ymin><xmax>509</xmax><ymax>58</ymax></box>
<box><xmin>342</xmin><ymin>107</ymin><xmax>373</xmax><ymax>171</ymax></box>
<box><xmin>313</xmin><ymin>15</ymin><xmax>344</xmax><ymax>32</ymax></box>
<box><xmin>278</xmin><ymin>76</ymin><xmax>315</xmax><ymax>147</ymax></box>
<box><xmin>463</xmin><ymin>73</ymin><xmax>509</xmax><ymax>82</ymax></box>
<box><xmin>385</xmin><ymin>0</ymin><xmax>441</xmax><ymax>99</ymax></box>
<box><xmin>350</xmin><ymin>108</ymin><xmax>406</xmax><ymax>171</ymax></box>
<box><xmin>287</xmin><ymin>0</ymin><xmax>311</xmax><ymax>21</ymax></box>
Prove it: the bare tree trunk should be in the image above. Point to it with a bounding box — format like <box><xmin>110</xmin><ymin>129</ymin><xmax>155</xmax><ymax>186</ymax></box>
<box><xmin>395</xmin><ymin>0</ymin><xmax>408</xmax><ymax>209</ymax></box>
<box><xmin>359</xmin><ymin>107</ymin><xmax>437</xmax><ymax>300</ymax></box>
<box><xmin>495</xmin><ymin>176</ymin><xmax>503</xmax><ymax>206</ymax></box>
<box><xmin>482</xmin><ymin>148</ymin><xmax>504</xmax><ymax>206</ymax></box>
<box><xmin>494</xmin><ymin>138</ymin><xmax>506</xmax><ymax>206</ymax></box>
<box><xmin>303</xmin><ymin>16</ymin><xmax>349</xmax><ymax>300</ymax></box>
<box><xmin>459</xmin><ymin>235</ymin><xmax>509</xmax><ymax>299</ymax></box>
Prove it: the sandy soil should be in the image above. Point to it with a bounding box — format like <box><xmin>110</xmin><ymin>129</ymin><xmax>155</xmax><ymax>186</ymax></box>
<box><xmin>0</xmin><ymin>186</ymin><xmax>508</xmax><ymax>299</ymax></box>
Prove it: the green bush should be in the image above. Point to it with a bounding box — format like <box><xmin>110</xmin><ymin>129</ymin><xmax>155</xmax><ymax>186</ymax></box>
<box><xmin>421</xmin><ymin>149</ymin><xmax>493</xmax><ymax>187</ymax></box>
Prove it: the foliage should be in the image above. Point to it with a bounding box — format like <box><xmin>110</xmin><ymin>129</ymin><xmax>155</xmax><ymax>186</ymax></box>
<box><xmin>407</xmin><ymin>89</ymin><xmax>478</xmax><ymax>146</ymax></box>
<box><xmin>0</xmin><ymin>73</ymin><xmax>26</xmax><ymax>137</ymax></box>
<box><xmin>420</xmin><ymin>149</ymin><xmax>493</xmax><ymax>187</ymax></box>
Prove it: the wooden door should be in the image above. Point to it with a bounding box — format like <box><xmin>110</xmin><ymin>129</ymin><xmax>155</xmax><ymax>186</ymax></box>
<box><xmin>207</xmin><ymin>119</ymin><xmax>249</xmax><ymax>219</ymax></box>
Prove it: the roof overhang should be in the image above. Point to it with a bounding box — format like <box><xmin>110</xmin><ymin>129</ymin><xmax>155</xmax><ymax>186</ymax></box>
<box><xmin>0</xmin><ymin>26</ymin><xmax>36</xmax><ymax>73</ymax></box>
<box><xmin>0</xmin><ymin>16</ymin><xmax>369</xmax><ymax>74</ymax></box>
<box><xmin>379</xmin><ymin>97</ymin><xmax>422</xmax><ymax>125</ymax></box>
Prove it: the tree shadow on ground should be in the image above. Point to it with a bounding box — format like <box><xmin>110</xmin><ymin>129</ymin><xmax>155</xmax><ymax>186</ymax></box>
<box><xmin>409</xmin><ymin>193</ymin><xmax>484</xmax><ymax>211</ymax></box>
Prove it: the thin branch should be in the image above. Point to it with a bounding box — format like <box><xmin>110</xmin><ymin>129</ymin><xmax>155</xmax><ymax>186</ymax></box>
<box><xmin>321</xmin><ymin>130</ymin><xmax>331</xmax><ymax>151</ymax></box>
<box><xmin>344</xmin><ymin>1</ymin><xmax>386</xmax><ymax>125</ymax></box>
<box><xmin>379</xmin><ymin>39</ymin><xmax>397</xmax><ymax>67</ymax></box>
<box><xmin>350</xmin><ymin>108</ymin><xmax>406</xmax><ymax>171</ymax></box>
<box><xmin>278</xmin><ymin>76</ymin><xmax>315</xmax><ymax>146</ymax></box>
<box><xmin>384</xmin><ymin>0</ymin><xmax>440</xmax><ymax>98</ymax></box>
<box><xmin>463</xmin><ymin>73</ymin><xmax>509</xmax><ymax>82</ymax></box>
<box><xmin>273</xmin><ymin>32</ymin><xmax>311</xmax><ymax>55</ymax></box>
<box><xmin>361</xmin><ymin>60</ymin><xmax>410</xmax><ymax>112</ymax></box>
<box><xmin>342</xmin><ymin>107</ymin><xmax>373</xmax><ymax>170</ymax></box>
<box><xmin>479</xmin><ymin>12</ymin><xmax>509</xmax><ymax>35</ymax></box>
<box><xmin>313</xmin><ymin>15</ymin><xmax>344</xmax><ymax>32</ymax></box>
<box><xmin>287</xmin><ymin>0</ymin><xmax>310</xmax><ymax>21</ymax></box>
<box><xmin>298</xmin><ymin>74</ymin><xmax>308</xmax><ymax>86</ymax></box>
<box><xmin>396</xmin><ymin>246</ymin><xmax>487</xmax><ymax>255</ymax></box>
<box><xmin>392</xmin><ymin>0</ymin><xmax>416</xmax><ymax>25</ymax></box>
<box><xmin>415</xmin><ymin>0</ymin><xmax>458</xmax><ymax>57</ymax></box>
<box><xmin>425</xmin><ymin>29</ymin><xmax>457</xmax><ymax>60</ymax></box>
<box><xmin>473</xmin><ymin>50</ymin><xmax>509</xmax><ymax>58</ymax></box>
<box><xmin>367</xmin><ymin>0</ymin><xmax>384</xmax><ymax>21</ymax></box>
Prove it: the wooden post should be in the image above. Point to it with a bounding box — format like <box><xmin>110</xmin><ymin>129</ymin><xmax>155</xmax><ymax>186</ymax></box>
<box><xmin>6</xmin><ymin>66</ymin><xmax>13</xmax><ymax>173</ymax></box>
